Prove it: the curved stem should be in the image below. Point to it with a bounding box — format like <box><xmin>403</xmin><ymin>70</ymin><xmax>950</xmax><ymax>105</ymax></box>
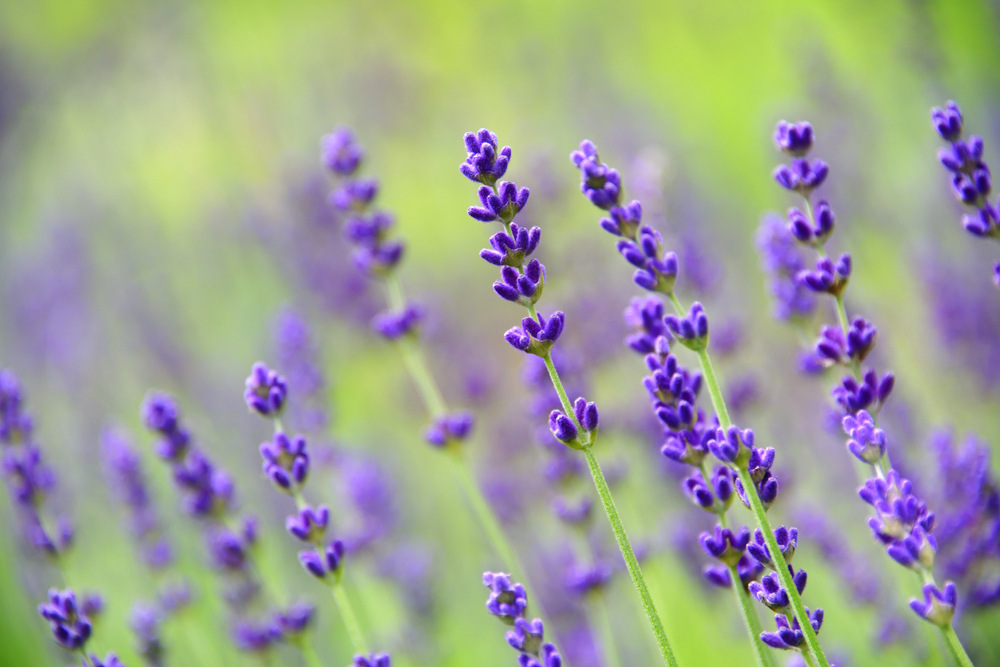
<box><xmin>583</xmin><ymin>447</ymin><xmax>679</xmax><ymax>667</ymax></box>
<box><xmin>329</xmin><ymin>579</ymin><xmax>367</xmax><ymax>656</ymax></box>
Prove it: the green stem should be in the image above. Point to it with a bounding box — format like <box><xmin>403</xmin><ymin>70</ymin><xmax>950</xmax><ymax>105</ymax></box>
<box><xmin>592</xmin><ymin>590</ymin><xmax>624</xmax><ymax>667</ymax></box>
<box><xmin>941</xmin><ymin>625</ymin><xmax>976</xmax><ymax>667</ymax></box>
<box><xmin>383</xmin><ymin>275</ymin><xmax>447</xmax><ymax>417</ymax></box>
<box><xmin>801</xmin><ymin>648</ymin><xmax>819</xmax><ymax>667</ymax></box>
<box><xmin>292</xmin><ymin>634</ymin><xmax>325</xmax><ymax>667</ymax></box>
<box><xmin>727</xmin><ymin>562</ymin><xmax>775</xmax><ymax>667</ymax></box>
<box><xmin>451</xmin><ymin>454</ymin><xmax>527</xmax><ymax>578</ymax></box>
<box><xmin>582</xmin><ymin>447</ymin><xmax>679</xmax><ymax>667</ymax></box>
<box><xmin>329</xmin><ymin>579</ymin><xmax>367</xmax><ymax>656</ymax></box>
<box><xmin>695</xmin><ymin>350</ymin><xmax>831</xmax><ymax>667</ymax></box>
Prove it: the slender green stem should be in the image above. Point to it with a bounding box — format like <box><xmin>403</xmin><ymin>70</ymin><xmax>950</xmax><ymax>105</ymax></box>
<box><xmin>695</xmin><ymin>349</ymin><xmax>831</xmax><ymax>667</ymax></box>
<box><xmin>941</xmin><ymin>625</ymin><xmax>975</xmax><ymax>667</ymax></box>
<box><xmin>592</xmin><ymin>590</ymin><xmax>624</xmax><ymax>667</ymax></box>
<box><xmin>582</xmin><ymin>447</ymin><xmax>679</xmax><ymax>667</ymax></box>
<box><xmin>77</xmin><ymin>649</ymin><xmax>92</xmax><ymax>667</ymax></box>
<box><xmin>727</xmin><ymin>562</ymin><xmax>775</xmax><ymax>667</ymax></box>
<box><xmin>292</xmin><ymin>635</ymin><xmax>325</xmax><ymax>667</ymax></box>
<box><xmin>451</xmin><ymin>453</ymin><xmax>527</xmax><ymax>577</ymax></box>
<box><xmin>698</xmin><ymin>466</ymin><xmax>774</xmax><ymax>667</ymax></box>
<box><xmin>329</xmin><ymin>579</ymin><xmax>367</xmax><ymax>656</ymax></box>
<box><xmin>801</xmin><ymin>648</ymin><xmax>819</xmax><ymax>667</ymax></box>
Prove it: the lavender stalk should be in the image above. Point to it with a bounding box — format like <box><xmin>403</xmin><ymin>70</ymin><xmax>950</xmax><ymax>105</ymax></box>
<box><xmin>569</xmin><ymin>141</ymin><xmax>829</xmax><ymax>667</ymax></box>
<box><xmin>320</xmin><ymin>128</ymin><xmax>530</xmax><ymax>587</ymax></box>
<box><xmin>768</xmin><ymin>119</ymin><xmax>976</xmax><ymax>666</ymax></box>
<box><xmin>460</xmin><ymin>128</ymin><xmax>681</xmax><ymax>667</ymax></box>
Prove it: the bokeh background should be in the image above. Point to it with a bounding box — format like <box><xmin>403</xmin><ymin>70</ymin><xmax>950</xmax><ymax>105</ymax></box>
<box><xmin>1</xmin><ymin>0</ymin><xmax>999</xmax><ymax>665</ymax></box>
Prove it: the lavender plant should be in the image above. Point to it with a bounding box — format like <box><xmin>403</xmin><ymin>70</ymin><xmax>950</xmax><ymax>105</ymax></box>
<box><xmin>319</xmin><ymin>127</ymin><xmax>530</xmax><ymax>587</ymax></box>
<box><xmin>140</xmin><ymin>390</ymin><xmax>314</xmax><ymax>659</ymax></box>
<box><xmin>460</xmin><ymin>128</ymin><xmax>681</xmax><ymax>667</ymax></box>
<box><xmin>567</xmin><ymin>139</ymin><xmax>830</xmax><ymax>667</ymax></box>
<box><xmin>483</xmin><ymin>571</ymin><xmax>563</xmax><ymax>667</ymax></box>
<box><xmin>244</xmin><ymin>360</ymin><xmax>379</xmax><ymax>664</ymax></box>
<box><xmin>930</xmin><ymin>101</ymin><xmax>1000</xmax><ymax>287</ymax></box>
<box><xmin>765</xmin><ymin>119</ymin><xmax>977</xmax><ymax>666</ymax></box>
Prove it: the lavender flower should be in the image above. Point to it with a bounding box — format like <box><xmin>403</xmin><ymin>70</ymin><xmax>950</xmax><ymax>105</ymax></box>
<box><xmin>353</xmin><ymin>654</ymin><xmax>392</xmax><ymax>667</ymax></box>
<box><xmin>930</xmin><ymin>101</ymin><xmax>1000</xmax><ymax>273</ymax></box>
<box><xmin>244</xmin><ymin>362</ymin><xmax>288</xmax><ymax>418</ymax></box>
<box><xmin>101</xmin><ymin>427</ymin><xmax>174</xmax><ymax>569</ymax></box>
<box><xmin>38</xmin><ymin>589</ymin><xmax>94</xmax><ymax>651</ymax></box>
<box><xmin>0</xmin><ymin>369</ymin><xmax>72</xmax><ymax>557</ymax></box>
<box><xmin>482</xmin><ymin>572</ymin><xmax>563</xmax><ymax>666</ymax></box>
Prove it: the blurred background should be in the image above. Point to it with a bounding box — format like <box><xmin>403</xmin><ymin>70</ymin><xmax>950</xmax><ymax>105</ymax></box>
<box><xmin>1</xmin><ymin>0</ymin><xmax>999</xmax><ymax>665</ymax></box>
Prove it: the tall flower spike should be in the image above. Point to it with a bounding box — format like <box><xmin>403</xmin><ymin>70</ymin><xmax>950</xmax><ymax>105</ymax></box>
<box><xmin>930</xmin><ymin>101</ymin><xmax>1000</xmax><ymax>284</ymax></box>
<box><xmin>574</xmin><ymin>137</ymin><xmax>830</xmax><ymax>667</ymax></box>
<box><xmin>481</xmin><ymin>572</ymin><xmax>563</xmax><ymax>667</ymax></box>
<box><xmin>38</xmin><ymin>589</ymin><xmax>94</xmax><ymax>651</ymax></box>
<box><xmin>470</xmin><ymin>129</ymin><xmax>678</xmax><ymax>667</ymax></box>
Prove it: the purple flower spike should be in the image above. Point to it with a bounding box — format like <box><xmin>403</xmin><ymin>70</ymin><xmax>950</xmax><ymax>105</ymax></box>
<box><xmin>260</xmin><ymin>431</ymin><xmax>310</xmax><ymax>493</ymax></box>
<box><xmin>931</xmin><ymin>102</ymin><xmax>963</xmax><ymax>142</ymax></box>
<box><xmin>506</xmin><ymin>617</ymin><xmax>545</xmax><ymax>655</ymax></box>
<box><xmin>683</xmin><ymin>466</ymin><xmax>734</xmax><ymax>514</ymax></box>
<box><xmin>707</xmin><ymin>425</ymin><xmax>755</xmax><ymax>468</ymax></box>
<box><xmin>735</xmin><ymin>446</ymin><xmax>778</xmax><ymax>511</ymax></box>
<box><xmin>468</xmin><ymin>181</ymin><xmax>531</xmax><ymax>224</ymax></box>
<box><xmin>141</xmin><ymin>392</ymin><xmax>190</xmax><ymax>461</ymax></box>
<box><xmin>663</xmin><ymin>301</ymin><xmax>710</xmax><ymax>351</ymax></box>
<box><xmin>461</xmin><ymin>128</ymin><xmax>512</xmax><ymax>186</ymax></box>
<box><xmin>774</xmin><ymin>121</ymin><xmax>814</xmax><ymax>157</ymax></box>
<box><xmin>910</xmin><ymin>582</ymin><xmax>957</xmax><ymax>627</ymax></box>
<box><xmin>624</xmin><ymin>296</ymin><xmax>672</xmax><ymax>353</ymax></box>
<box><xmin>747</xmin><ymin>527</ymin><xmax>798</xmax><ymax>570</ymax></box>
<box><xmin>773</xmin><ymin>158</ymin><xmax>829</xmax><ymax>195</ymax></box>
<box><xmin>481</xmin><ymin>223</ymin><xmax>542</xmax><ymax>267</ymax></box>
<box><xmin>494</xmin><ymin>260</ymin><xmax>545</xmax><ymax>305</ymax></box>
<box><xmin>699</xmin><ymin>525</ymin><xmax>751</xmax><ymax>566</ymax></box>
<box><xmin>87</xmin><ymin>653</ymin><xmax>125</xmax><ymax>667</ymax></box>
<box><xmin>833</xmin><ymin>368</ymin><xmax>894</xmax><ymax>415</ymax></box>
<box><xmin>661</xmin><ymin>429</ymin><xmax>711</xmax><ymax>467</ymax></box>
<box><xmin>570</xmin><ymin>140</ymin><xmax>622</xmax><ymax>209</ymax></box>
<box><xmin>354</xmin><ymin>654</ymin><xmax>392</xmax><ymax>667</ymax></box>
<box><xmin>749</xmin><ymin>567</ymin><xmax>807</xmax><ymax>613</ymax></box>
<box><xmin>285</xmin><ymin>504</ymin><xmax>330</xmax><ymax>544</ymax></box>
<box><xmin>564</xmin><ymin>562</ymin><xmax>613</xmax><ymax>596</ymax></box>
<box><xmin>797</xmin><ymin>254</ymin><xmax>851</xmax><ymax>295</ymax></box>
<box><xmin>274</xmin><ymin>601</ymin><xmax>315</xmax><ymax>637</ymax></box>
<box><xmin>483</xmin><ymin>571</ymin><xmax>528</xmax><ymax>624</ymax></box>
<box><xmin>423</xmin><ymin>411</ymin><xmax>475</xmax><ymax>448</ymax></box>
<box><xmin>321</xmin><ymin>126</ymin><xmax>363</xmax><ymax>176</ymax></box>
<box><xmin>600</xmin><ymin>200</ymin><xmax>643</xmax><ymax>239</ymax></box>
<box><xmin>518</xmin><ymin>644</ymin><xmax>563</xmax><ymax>667</ymax></box>
<box><xmin>504</xmin><ymin>311</ymin><xmax>565</xmax><ymax>357</ymax></box>
<box><xmin>372</xmin><ymin>303</ymin><xmax>423</xmax><ymax>340</ymax></box>
<box><xmin>760</xmin><ymin>608</ymin><xmax>824</xmax><ymax>650</ymax></box>
<box><xmin>38</xmin><ymin>589</ymin><xmax>93</xmax><ymax>651</ymax></box>
<box><xmin>331</xmin><ymin>178</ymin><xmax>379</xmax><ymax>211</ymax></box>
<box><xmin>232</xmin><ymin>620</ymin><xmax>282</xmax><ymax>653</ymax></box>
<box><xmin>548</xmin><ymin>410</ymin><xmax>580</xmax><ymax>448</ymax></box>
<box><xmin>244</xmin><ymin>362</ymin><xmax>288</xmax><ymax>418</ymax></box>
<box><xmin>841</xmin><ymin>410</ymin><xmax>887</xmax><ymax>464</ymax></box>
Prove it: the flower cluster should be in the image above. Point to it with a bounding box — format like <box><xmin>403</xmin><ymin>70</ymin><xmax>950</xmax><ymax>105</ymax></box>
<box><xmin>329</xmin><ymin>128</ymin><xmax>474</xmax><ymax>451</ymax></box>
<box><xmin>571</xmin><ymin>139</ymin><xmax>831</xmax><ymax>662</ymax></box>
<box><xmin>0</xmin><ymin>369</ymin><xmax>73</xmax><ymax>557</ymax></box>
<box><xmin>766</xmin><ymin>121</ymin><xmax>894</xmax><ymax>418</ymax></box>
<box><xmin>462</xmin><ymin>129</ymin><xmax>600</xmax><ymax>453</ymax></box>
<box><xmin>483</xmin><ymin>572</ymin><xmax>563</xmax><ymax>666</ymax></box>
<box><xmin>141</xmin><ymin>392</ymin><xmax>284</xmax><ymax>653</ymax></box>
<box><xmin>841</xmin><ymin>413</ymin><xmax>961</xmax><ymax>627</ymax></box>
<box><xmin>931</xmin><ymin>101</ymin><xmax>1000</xmax><ymax>268</ymax></box>
<box><xmin>928</xmin><ymin>429</ymin><xmax>1000</xmax><ymax>608</ymax></box>
<box><xmin>38</xmin><ymin>588</ymin><xmax>120</xmax><ymax>664</ymax></box>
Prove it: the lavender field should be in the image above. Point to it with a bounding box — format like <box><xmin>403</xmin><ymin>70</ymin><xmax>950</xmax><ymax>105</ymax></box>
<box><xmin>0</xmin><ymin>1</ymin><xmax>998</xmax><ymax>666</ymax></box>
